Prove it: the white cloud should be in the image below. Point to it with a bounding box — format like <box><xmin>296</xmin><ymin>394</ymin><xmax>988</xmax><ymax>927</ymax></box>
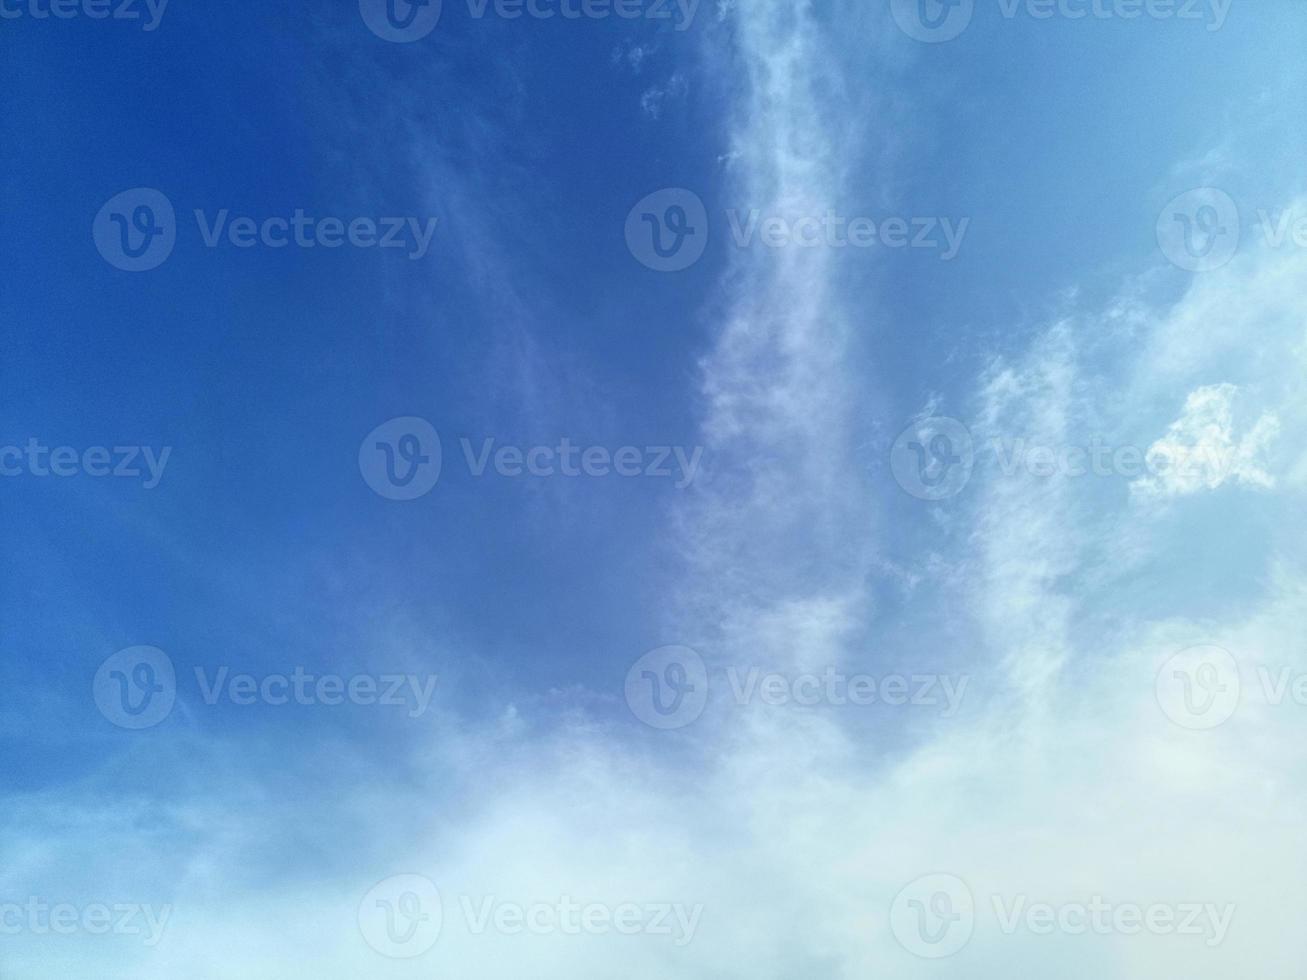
<box><xmin>1132</xmin><ymin>383</ymin><xmax>1279</xmax><ymax>500</ymax></box>
<box><xmin>639</xmin><ymin>72</ymin><xmax>688</xmax><ymax>120</ymax></box>
<box><xmin>12</xmin><ymin>4</ymin><xmax>1307</xmax><ymax>980</ymax></box>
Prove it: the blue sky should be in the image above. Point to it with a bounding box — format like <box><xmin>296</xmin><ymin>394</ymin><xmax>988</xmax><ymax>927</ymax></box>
<box><xmin>3</xmin><ymin>1</ymin><xmax>1307</xmax><ymax>976</ymax></box>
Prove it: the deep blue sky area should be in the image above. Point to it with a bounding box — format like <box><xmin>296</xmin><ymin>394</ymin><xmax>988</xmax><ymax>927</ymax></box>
<box><xmin>0</xmin><ymin>3</ymin><xmax>730</xmax><ymax>767</ymax></box>
<box><xmin>3</xmin><ymin>0</ymin><xmax>1303</xmax><ymax>776</ymax></box>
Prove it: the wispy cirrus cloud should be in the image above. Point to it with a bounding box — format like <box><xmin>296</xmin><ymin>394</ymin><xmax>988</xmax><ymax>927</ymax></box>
<box><xmin>9</xmin><ymin>5</ymin><xmax>1307</xmax><ymax>980</ymax></box>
